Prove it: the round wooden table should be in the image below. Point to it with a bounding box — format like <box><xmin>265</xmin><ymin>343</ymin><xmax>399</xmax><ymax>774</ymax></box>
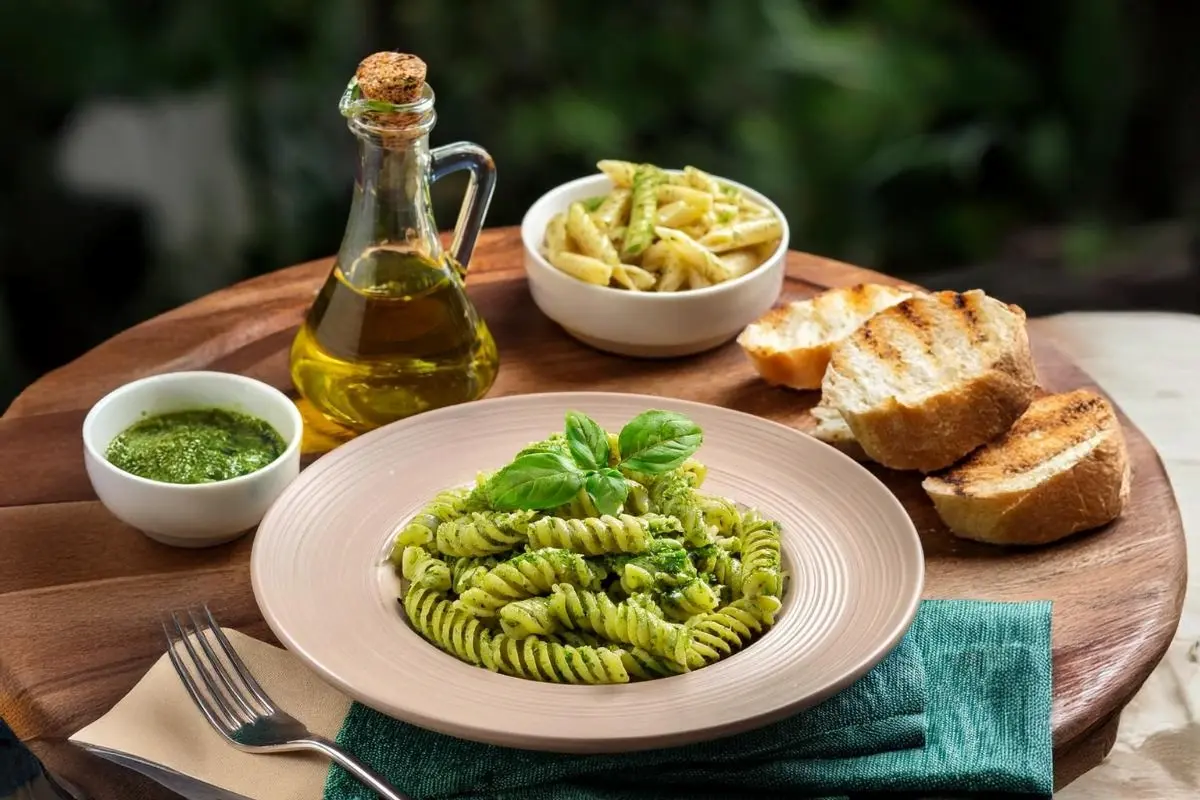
<box><xmin>0</xmin><ymin>228</ymin><xmax>1186</xmax><ymax>798</ymax></box>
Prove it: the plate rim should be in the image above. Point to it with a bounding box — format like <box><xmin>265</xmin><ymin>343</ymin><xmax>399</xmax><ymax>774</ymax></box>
<box><xmin>251</xmin><ymin>391</ymin><xmax>925</xmax><ymax>751</ymax></box>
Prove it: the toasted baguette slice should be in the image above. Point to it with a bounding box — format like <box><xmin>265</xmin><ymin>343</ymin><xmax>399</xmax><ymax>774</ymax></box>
<box><xmin>922</xmin><ymin>390</ymin><xmax>1130</xmax><ymax>545</ymax></box>
<box><xmin>821</xmin><ymin>290</ymin><xmax>1038</xmax><ymax>472</ymax></box>
<box><xmin>737</xmin><ymin>283</ymin><xmax>914</xmax><ymax>390</ymax></box>
<box><xmin>809</xmin><ymin>401</ymin><xmax>873</xmax><ymax>462</ymax></box>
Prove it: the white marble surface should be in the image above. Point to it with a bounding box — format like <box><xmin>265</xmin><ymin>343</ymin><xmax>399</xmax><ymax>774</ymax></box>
<box><xmin>1035</xmin><ymin>312</ymin><xmax>1199</xmax><ymax>798</ymax></box>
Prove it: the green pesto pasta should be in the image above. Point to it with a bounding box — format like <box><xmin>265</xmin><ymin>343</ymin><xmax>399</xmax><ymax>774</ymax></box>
<box><xmin>399</xmin><ymin>545</ymin><xmax>452</xmax><ymax>593</ymax></box>
<box><xmin>449</xmin><ymin>556</ymin><xmax>498</xmax><ymax>594</ymax></box>
<box><xmin>390</xmin><ymin>486</ymin><xmax>482</xmax><ymax>559</ymax></box>
<box><xmin>698</xmin><ymin>493</ymin><xmax>742</xmax><ymax>537</ymax></box>
<box><xmin>436</xmin><ymin>510</ymin><xmax>538</xmax><ymax>557</ymax></box>
<box><xmin>498</xmin><ymin>596</ymin><xmax>558</xmax><ymax>639</ymax></box>
<box><xmin>389</xmin><ymin>410</ymin><xmax>787</xmax><ymax>684</ymax></box>
<box><xmin>739</xmin><ymin>510</ymin><xmax>783</xmax><ymax>600</ymax></box>
<box><xmin>688</xmin><ymin>595</ymin><xmax>782</xmax><ymax>666</ymax></box>
<box><xmin>646</xmin><ymin>469</ymin><xmax>714</xmax><ymax>547</ymax></box>
<box><xmin>660</xmin><ymin>577</ymin><xmax>721</xmax><ymax>621</ymax></box>
<box><xmin>456</xmin><ymin>548</ymin><xmax>606</xmax><ymax>617</ymax></box>
<box><xmin>526</xmin><ymin>513</ymin><xmax>681</xmax><ymax>555</ymax></box>
<box><xmin>405</xmin><ymin>584</ymin><xmax>631</xmax><ymax>684</ymax></box>
<box><xmin>548</xmin><ymin>584</ymin><xmax>692</xmax><ymax>666</ymax></box>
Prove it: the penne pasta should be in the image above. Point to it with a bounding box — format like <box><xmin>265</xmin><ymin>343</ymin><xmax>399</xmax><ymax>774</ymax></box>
<box><xmin>656</xmin><ymin>199</ymin><xmax>706</xmax><ymax>228</ymax></box>
<box><xmin>713</xmin><ymin>202</ymin><xmax>740</xmax><ymax>224</ymax></box>
<box><xmin>596</xmin><ymin>160</ymin><xmax>638</xmax><ymax>187</ymax></box>
<box><xmin>548</xmin><ymin>250</ymin><xmax>613</xmax><ymax>285</ymax></box>
<box><xmin>567</xmin><ymin>202</ymin><xmax>620</xmax><ymax>266</ymax></box>
<box><xmin>543</xmin><ymin>212</ymin><xmax>569</xmax><ymax>258</ymax></box>
<box><xmin>719</xmin><ymin>247</ymin><xmax>760</xmax><ymax>279</ymax></box>
<box><xmin>698</xmin><ymin>217</ymin><xmax>784</xmax><ymax>253</ymax></box>
<box><xmin>640</xmin><ymin>240</ymin><xmax>672</xmax><ymax>272</ymax></box>
<box><xmin>755</xmin><ymin>238</ymin><xmax>782</xmax><ymax>260</ymax></box>
<box><xmin>736</xmin><ymin>194</ymin><xmax>770</xmax><ymax>217</ymax></box>
<box><xmin>656</xmin><ymin>253</ymin><xmax>689</xmax><ymax>292</ymax></box>
<box><xmin>592</xmin><ymin>188</ymin><xmax>631</xmax><ymax>232</ymax></box>
<box><xmin>613</xmin><ymin>263</ymin><xmax>656</xmax><ymax>291</ymax></box>
<box><xmin>656</xmin><ymin>184</ymin><xmax>714</xmax><ymax>211</ymax></box>
<box><xmin>540</xmin><ymin>160</ymin><xmax>783</xmax><ymax>292</ymax></box>
<box><xmin>687</xmin><ymin>268</ymin><xmax>713</xmax><ymax>290</ymax></box>
<box><xmin>654</xmin><ymin>227</ymin><xmax>733</xmax><ymax>284</ymax></box>
<box><xmin>622</xmin><ymin>164</ymin><xmax>665</xmax><ymax>260</ymax></box>
<box><xmin>683</xmin><ymin>165</ymin><xmax>723</xmax><ymax>196</ymax></box>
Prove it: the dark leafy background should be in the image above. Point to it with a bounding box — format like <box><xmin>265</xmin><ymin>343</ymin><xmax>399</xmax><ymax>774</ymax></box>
<box><xmin>2</xmin><ymin>0</ymin><xmax>1198</xmax><ymax>408</ymax></box>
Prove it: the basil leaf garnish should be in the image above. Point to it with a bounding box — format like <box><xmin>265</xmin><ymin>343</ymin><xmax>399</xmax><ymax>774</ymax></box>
<box><xmin>585</xmin><ymin>468</ymin><xmax>628</xmax><ymax>517</ymax></box>
<box><xmin>565</xmin><ymin>410</ymin><xmax>610</xmax><ymax>471</ymax></box>
<box><xmin>617</xmin><ymin>410</ymin><xmax>703</xmax><ymax>474</ymax></box>
<box><xmin>488</xmin><ymin>452</ymin><xmax>584</xmax><ymax>510</ymax></box>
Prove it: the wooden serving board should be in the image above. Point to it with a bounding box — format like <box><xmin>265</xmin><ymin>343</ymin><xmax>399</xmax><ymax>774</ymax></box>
<box><xmin>0</xmin><ymin>228</ymin><xmax>1185</xmax><ymax>796</ymax></box>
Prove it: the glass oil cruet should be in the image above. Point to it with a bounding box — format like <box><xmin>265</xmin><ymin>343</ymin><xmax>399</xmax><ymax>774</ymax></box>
<box><xmin>290</xmin><ymin>52</ymin><xmax>499</xmax><ymax>432</ymax></box>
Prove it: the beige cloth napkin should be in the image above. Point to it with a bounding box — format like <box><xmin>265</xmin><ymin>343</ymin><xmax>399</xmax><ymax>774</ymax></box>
<box><xmin>69</xmin><ymin>630</ymin><xmax>349</xmax><ymax>800</ymax></box>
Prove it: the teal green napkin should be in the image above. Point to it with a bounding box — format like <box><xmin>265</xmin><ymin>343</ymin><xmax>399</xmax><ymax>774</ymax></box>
<box><xmin>325</xmin><ymin>600</ymin><xmax>1052</xmax><ymax>799</ymax></box>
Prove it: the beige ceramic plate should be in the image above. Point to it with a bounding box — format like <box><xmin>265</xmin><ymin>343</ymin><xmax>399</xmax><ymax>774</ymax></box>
<box><xmin>251</xmin><ymin>392</ymin><xmax>923</xmax><ymax>752</ymax></box>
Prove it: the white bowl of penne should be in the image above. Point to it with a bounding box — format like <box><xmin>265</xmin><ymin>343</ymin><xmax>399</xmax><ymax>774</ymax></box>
<box><xmin>521</xmin><ymin>161</ymin><xmax>789</xmax><ymax>358</ymax></box>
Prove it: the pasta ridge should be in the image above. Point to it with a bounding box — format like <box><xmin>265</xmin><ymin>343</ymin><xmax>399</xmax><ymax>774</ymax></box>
<box><xmin>457</xmin><ymin>548</ymin><xmax>607</xmax><ymax>617</ymax></box>
<box><xmin>526</xmin><ymin>513</ymin><xmax>680</xmax><ymax>555</ymax></box>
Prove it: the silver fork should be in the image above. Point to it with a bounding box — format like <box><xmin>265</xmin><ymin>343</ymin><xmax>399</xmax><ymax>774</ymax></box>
<box><xmin>163</xmin><ymin>606</ymin><xmax>411</xmax><ymax>800</ymax></box>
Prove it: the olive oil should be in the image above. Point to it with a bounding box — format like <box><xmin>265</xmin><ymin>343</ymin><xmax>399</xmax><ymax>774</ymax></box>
<box><xmin>292</xmin><ymin>57</ymin><xmax>499</xmax><ymax>432</ymax></box>
<box><xmin>291</xmin><ymin>246</ymin><xmax>499</xmax><ymax>431</ymax></box>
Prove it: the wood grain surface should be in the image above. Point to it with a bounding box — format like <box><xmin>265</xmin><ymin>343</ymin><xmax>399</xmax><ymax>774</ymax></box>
<box><xmin>0</xmin><ymin>227</ymin><xmax>1186</xmax><ymax>797</ymax></box>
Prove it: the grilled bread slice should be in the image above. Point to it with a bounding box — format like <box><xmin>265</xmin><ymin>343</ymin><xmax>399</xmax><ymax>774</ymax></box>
<box><xmin>809</xmin><ymin>400</ymin><xmax>873</xmax><ymax>462</ymax></box>
<box><xmin>922</xmin><ymin>389</ymin><xmax>1130</xmax><ymax>545</ymax></box>
<box><xmin>737</xmin><ymin>283</ymin><xmax>914</xmax><ymax>390</ymax></box>
<box><xmin>821</xmin><ymin>290</ymin><xmax>1038</xmax><ymax>472</ymax></box>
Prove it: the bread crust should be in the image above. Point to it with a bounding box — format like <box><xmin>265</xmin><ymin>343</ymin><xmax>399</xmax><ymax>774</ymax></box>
<box><xmin>739</xmin><ymin>309</ymin><xmax>831</xmax><ymax>390</ymax></box>
<box><xmin>737</xmin><ymin>284</ymin><xmax>914</xmax><ymax>391</ymax></box>
<box><xmin>822</xmin><ymin>291</ymin><xmax>1038</xmax><ymax>472</ymax></box>
<box><xmin>922</xmin><ymin>390</ymin><xmax>1130</xmax><ymax>545</ymax></box>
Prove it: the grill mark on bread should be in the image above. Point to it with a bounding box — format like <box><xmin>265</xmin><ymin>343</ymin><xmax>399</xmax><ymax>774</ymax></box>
<box><xmin>936</xmin><ymin>391</ymin><xmax>1113</xmax><ymax>484</ymax></box>
<box><xmin>941</xmin><ymin>291</ymin><xmax>985</xmax><ymax>345</ymax></box>
<box><xmin>855</xmin><ymin>317</ymin><xmax>904</xmax><ymax>363</ymax></box>
<box><xmin>893</xmin><ymin>299</ymin><xmax>937</xmax><ymax>355</ymax></box>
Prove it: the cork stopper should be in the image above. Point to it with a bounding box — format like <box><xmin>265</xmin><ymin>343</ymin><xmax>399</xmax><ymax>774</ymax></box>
<box><xmin>355</xmin><ymin>52</ymin><xmax>427</xmax><ymax>105</ymax></box>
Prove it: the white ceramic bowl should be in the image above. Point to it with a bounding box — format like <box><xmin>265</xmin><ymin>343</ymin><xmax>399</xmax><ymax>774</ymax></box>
<box><xmin>83</xmin><ymin>371</ymin><xmax>303</xmax><ymax>548</ymax></box>
<box><xmin>521</xmin><ymin>172</ymin><xmax>789</xmax><ymax>358</ymax></box>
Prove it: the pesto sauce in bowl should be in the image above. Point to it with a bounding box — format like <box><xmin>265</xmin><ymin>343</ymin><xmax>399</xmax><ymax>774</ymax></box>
<box><xmin>105</xmin><ymin>408</ymin><xmax>287</xmax><ymax>484</ymax></box>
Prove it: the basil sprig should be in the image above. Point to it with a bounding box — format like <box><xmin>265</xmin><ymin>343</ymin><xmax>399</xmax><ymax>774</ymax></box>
<box><xmin>488</xmin><ymin>410</ymin><xmax>703</xmax><ymax>515</ymax></box>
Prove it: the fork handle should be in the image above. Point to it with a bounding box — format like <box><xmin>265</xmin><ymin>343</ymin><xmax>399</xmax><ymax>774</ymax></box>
<box><xmin>300</xmin><ymin>736</ymin><xmax>414</xmax><ymax>800</ymax></box>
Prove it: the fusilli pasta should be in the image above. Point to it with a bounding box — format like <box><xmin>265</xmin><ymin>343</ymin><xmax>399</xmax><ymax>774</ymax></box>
<box><xmin>526</xmin><ymin>513</ymin><xmax>680</xmax><ymax>555</ymax></box>
<box><xmin>548</xmin><ymin>584</ymin><xmax>692</xmax><ymax>666</ymax></box>
<box><xmin>400</xmin><ymin>545</ymin><xmax>452</xmax><ymax>593</ymax></box>
<box><xmin>456</xmin><ymin>548</ymin><xmax>606</xmax><ymax>617</ymax></box>
<box><xmin>437</xmin><ymin>510</ymin><xmax>538</xmax><ymax>557</ymax></box>
<box><xmin>739</xmin><ymin>510</ymin><xmax>783</xmax><ymax>600</ymax></box>
<box><xmin>389</xmin><ymin>411</ymin><xmax>787</xmax><ymax>684</ymax></box>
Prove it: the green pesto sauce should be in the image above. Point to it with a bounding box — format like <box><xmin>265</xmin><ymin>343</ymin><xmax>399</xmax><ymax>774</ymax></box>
<box><xmin>105</xmin><ymin>408</ymin><xmax>286</xmax><ymax>484</ymax></box>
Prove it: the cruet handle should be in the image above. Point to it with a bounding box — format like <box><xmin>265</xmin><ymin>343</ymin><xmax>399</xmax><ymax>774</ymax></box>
<box><xmin>430</xmin><ymin>142</ymin><xmax>497</xmax><ymax>271</ymax></box>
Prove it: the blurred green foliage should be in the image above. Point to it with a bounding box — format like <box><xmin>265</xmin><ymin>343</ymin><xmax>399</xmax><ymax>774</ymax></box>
<box><xmin>0</xmin><ymin>0</ymin><xmax>1191</xmax><ymax>405</ymax></box>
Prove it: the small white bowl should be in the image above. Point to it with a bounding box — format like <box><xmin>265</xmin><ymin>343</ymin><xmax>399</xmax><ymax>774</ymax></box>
<box><xmin>521</xmin><ymin>172</ymin><xmax>789</xmax><ymax>358</ymax></box>
<box><xmin>83</xmin><ymin>371</ymin><xmax>303</xmax><ymax>548</ymax></box>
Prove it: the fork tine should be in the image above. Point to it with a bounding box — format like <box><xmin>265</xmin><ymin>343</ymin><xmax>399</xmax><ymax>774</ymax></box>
<box><xmin>200</xmin><ymin>605</ymin><xmax>277</xmax><ymax>714</ymax></box>
<box><xmin>171</xmin><ymin>611</ymin><xmax>250</xmax><ymax>727</ymax></box>
<box><xmin>163</xmin><ymin>619</ymin><xmax>238</xmax><ymax>735</ymax></box>
<box><xmin>185</xmin><ymin>607</ymin><xmax>263</xmax><ymax>720</ymax></box>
